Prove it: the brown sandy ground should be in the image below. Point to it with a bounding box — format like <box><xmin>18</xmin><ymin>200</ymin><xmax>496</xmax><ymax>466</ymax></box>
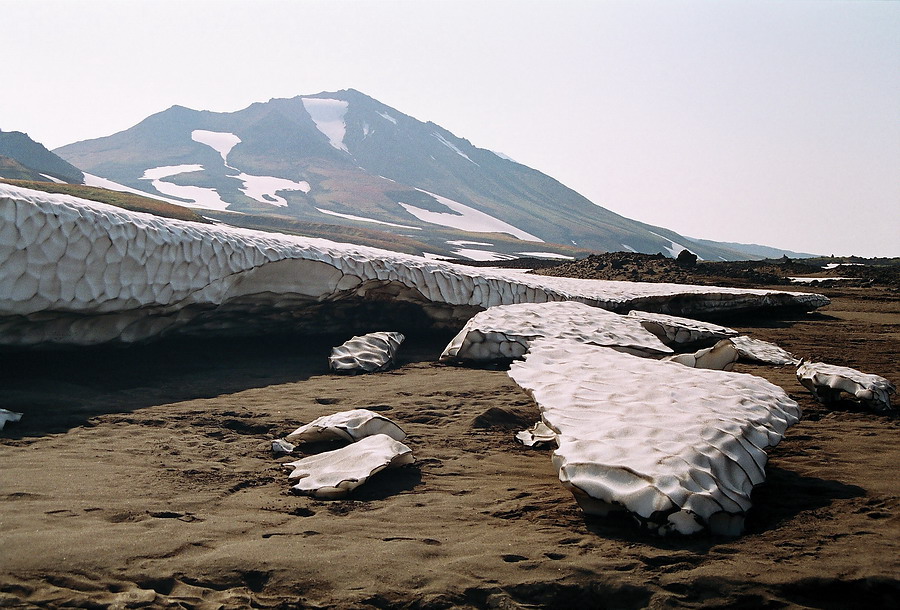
<box><xmin>0</xmin><ymin>286</ymin><xmax>898</xmax><ymax>609</ymax></box>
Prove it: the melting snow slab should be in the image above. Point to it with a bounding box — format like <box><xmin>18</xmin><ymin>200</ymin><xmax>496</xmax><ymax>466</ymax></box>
<box><xmin>797</xmin><ymin>361</ymin><xmax>895</xmax><ymax>412</ymax></box>
<box><xmin>664</xmin><ymin>339</ymin><xmax>740</xmax><ymax>371</ymax></box>
<box><xmin>0</xmin><ymin>409</ymin><xmax>22</xmax><ymax>431</ymax></box>
<box><xmin>628</xmin><ymin>311</ymin><xmax>738</xmax><ymax>347</ymax></box>
<box><xmin>440</xmin><ymin>301</ymin><xmax>672</xmax><ymax>363</ymax></box>
<box><xmin>729</xmin><ymin>336</ymin><xmax>800</xmax><ymax>366</ymax></box>
<box><xmin>286</xmin><ymin>409</ymin><xmax>407</xmax><ymax>443</ymax></box>
<box><xmin>0</xmin><ymin>182</ymin><xmax>830</xmax><ymax>347</ymax></box>
<box><xmin>329</xmin><ymin>332</ymin><xmax>405</xmax><ymax>374</ymax></box>
<box><xmin>508</xmin><ymin>339</ymin><xmax>801</xmax><ymax>535</ymax></box>
<box><xmin>283</xmin><ymin>434</ymin><xmax>414</xmax><ymax>498</ymax></box>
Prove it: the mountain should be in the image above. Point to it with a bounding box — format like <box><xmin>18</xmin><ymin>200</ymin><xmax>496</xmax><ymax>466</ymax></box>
<box><xmin>0</xmin><ymin>130</ymin><xmax>84</xmax><ymax>184</ymax></box>
<box><xmin>691</xmin><ymin>239</ymin><xmax>818</xmax><ymax>260</ymax></box>
<box><xmin>55</xmin><ymin>89</ymin><xmax>757</xmax><ymax>261</ymax></box>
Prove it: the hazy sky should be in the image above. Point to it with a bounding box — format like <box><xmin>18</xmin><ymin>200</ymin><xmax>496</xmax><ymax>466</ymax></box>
<box><xmin>4</xmin><ymin>0</ymin><xmax>898</xmax><ymax>257</ymax></box>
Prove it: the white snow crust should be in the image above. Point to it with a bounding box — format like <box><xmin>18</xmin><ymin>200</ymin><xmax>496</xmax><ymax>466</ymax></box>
<box><xmin>508</xmin><ymin>339</ymin><xmax>801</xmax><ymax>535</ymax></box>
<box><xmin>627</xmin><ymin>311</ymin><xmax>738</xmax><ymax>347</ymax></box>
<box><xmin>285</xmin><ymin>409</ymin><xmax>407</xmax><ymax>443</ymax></box>
<box><xmin>449</xmin><ymin>248</ymin><xmax>514</xmax><ymax>262</ymax></box>
<box><xmin>431</xmin><ymin>132</ymin><xmax>479</xmax><ymax>165</ymax></box>
<box><xmin>317</xmin><ymin>208</ymin><xmax>421</xmax><ymax>230</ymax></box>
<box><xmin>302</xmin><ymin>98</ymin><xmax>350</xmax><ymax>152</ymax></box>
<box><xmin>376</xmin><ymin>111</ymin><xmax>397</xmax><ymax>124</ymax></box>
<box><xmin>235</xmin><ymin>173</ymin><xmax>310</xmax><ymax>207</ymax></box>
<box><xmin>0</xmin><ymin>408</ymin><xmax>22</xmax><ymax>431</ymax></box>
<box><xmin>328</xmin><ymin>331</ymin><xmax>405</xmax><ymax>374</ymax></box>
<box><xmin>729</xmin><ymin>336</ymin><xmax>800</xmax><ymax>365</ymax></box>
<box><xmin>191</xmin><ymin>130</ymin><xmax>241</xmax><ymax>164</ymax></box>
<box><xmin>797</xmin><ymin>361</ymin><xmax>895</xmax><ymax>412</ymax></box>
<box><xmin>0</xmin><ymin>183</ymin><xmax>829</xmax><ymax>346</ymax></box>
<box><xmin>516</xmin><ymin>252</ymin><xmax>575</xmax><ymax>260</ymax></box>
<box><xmin>664</xmin><ymin>339</ymin><xmax>740</xmax><ymax>371</ymax></box>
<box><xmin>446</xmin><ymin>240</ymin><xmax>493</xmax><ymax>247</ymax></box>
<box><xmin>83</xmin><ymin>173</ymin><xmax>188</xmax><ymax>207</ymax></box>
<box><xmin>648</xmin><ymin>231</ymin><xmax>697</xmax><ymax>259</ymax></box>
<box><xmin>515</xmin><ymin>421</ymin><xmax>558</xmax><ymax>448</ymax></box>
<box><xmin>398</xmin><ymin>188</ymin><xmax>542</xmax><ymax>241</ymax></box>
<box><xmin>440</xmin><ymin>301</ymin><xmax>673</xmax><ymax>363</ymax></box>
<box><xmin>283</xmin><ymin>433</ymin><xmax>414</xmax><ymax>498</ymax></box>
<box><xmin>140</xmin><ymin>164</ymin><xmax>232</xmax><ymax>211</ymax></box>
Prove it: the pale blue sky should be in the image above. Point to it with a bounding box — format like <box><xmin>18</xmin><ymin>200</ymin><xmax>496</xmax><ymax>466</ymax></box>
<box><xmin>4</xmin><ymin>0</ymin><xmax>898</xmax><ymax>256</ymax></box>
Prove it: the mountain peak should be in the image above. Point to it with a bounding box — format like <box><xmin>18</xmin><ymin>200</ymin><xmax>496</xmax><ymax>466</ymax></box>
<box><xmin>53</xmin><ymin>91</ymin><xmax>765</xmax><ymax>261</ymax></box>
<box><xmin>0</xmin><ymin>131</ymin><xmax>84</xmax><ymax>184</ymax></box>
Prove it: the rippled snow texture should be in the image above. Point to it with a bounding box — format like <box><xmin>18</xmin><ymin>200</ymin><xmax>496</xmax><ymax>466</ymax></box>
<box><xmin>508</xmin><ymin>339</ymin><xmax>801</xmax><ymax>535</ymax></box>
<box><xmin>0</xmin><ymin>183</ymin><xmax>829</xmax><ymax>346</ymax></box>
<box><xmin>440</xmin><ymin>301</ymin><xmax>672</xmax><ymax>362</ymax></box>
<box><xmin>328</xmin><ymin>332</ymin><xmax>405</xmax><ymax>374</ymax></box>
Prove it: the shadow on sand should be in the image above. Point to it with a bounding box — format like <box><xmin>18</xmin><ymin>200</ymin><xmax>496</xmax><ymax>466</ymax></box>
<box><xmin>0</xmin><ymin>332</ymin><xmax>453</xmax><ymax>439</ymax></box>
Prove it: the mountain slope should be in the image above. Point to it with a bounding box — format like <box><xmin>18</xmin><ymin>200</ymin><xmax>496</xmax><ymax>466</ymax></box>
<box><xmin>55</xmin><ymin>89</ymin><xmax>756</xmax><ymax>261</ymax></box>
<box><xmin>0</xmin><ymin>130</ymin><xmax>84</xmax><ymax>184</ymax></box>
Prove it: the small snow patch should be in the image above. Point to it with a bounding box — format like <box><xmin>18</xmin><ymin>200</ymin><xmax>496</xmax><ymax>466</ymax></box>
<box><xmin>398</xmin><ymin>189</ymin><xmax>542</xmax><ymax>242</ymax></box>
<box><xmin>431</xmin><ymin>132</ymin><xmax>478</xmax><ymax>166</ymax></box>
<box><xmin>517</xmin><ymin>252</ymin><xmax>574</xmax><ymax>260</ymax></box>
<box><xmin>377</xmin><ymin>111</ymin><xmax>398</xmax><ymax>124</ymax></box>
<box><xmin>302</xmin><ymin>98</ymin><xmax>350</xmax><ymax>152</ymax></box>
<box><xmin>140</xmin><ymin>165</ymin><xmax>231</xmax><ymax>211</ymax></box>
<box><xmin>317</xmin><ymin>208</ymin><xmax>421</xmax><ymax>230</ymax></box>
<box><xmin>192</xmin><ymin>130</ymin><xmax>241</xmax><ymax>165</ymax></box>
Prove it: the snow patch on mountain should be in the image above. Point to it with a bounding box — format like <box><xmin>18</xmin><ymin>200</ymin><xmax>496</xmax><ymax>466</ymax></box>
<box><xmin>83</xmin><ymin>173</ymin><xmax>184</xmax><ymax>206</ymax></box>
<box><xmin>377</xmin><ymin>111</ymin><xmax>398</xmax><ymax>125</ymax></box>
<box><xmin>432</xmin><ymin>133</ymin><xmax>478</xmax><ymax>166</ymax></box>
<box><xmin>450</xmin><ymin>248</ymin><xmax>516</xmax><ymax>262</ymax></box>
<box><xmin>192</xmin><ymin>130</ymin><xmax>241</xmax><ymax>165</ymax></box>
<box><xmin>517</xmin><ymin>251</ymin><xmax>575</xmax><ymax>260</ymax></box>
<box><xmin>447</xmin><ymin>240</ymin><xmax>494</xmax><ymax>247</ymax></box>
<box><xmin>237</xmin><ymin>173</ymin><xmax>310</xmax><ymax>207</ymax></box>
<box><xmin>140</xmin><ymin>165</ymin><xmax>231</xmax><ymax>211</ymax></box>
<box><xmin>648</xmin><ymin>231</ymin><xmax>698</xmax><ymax>259</ymax></box>
<box><xmin>302</xmin><ymin>98</ymin><xmax>349</xmax><ymax>152</ymax></box>
<box><xmin>317</xmin><ymin>208</ymin><xmax>421</xmax><ymax>230</ymax></box>
<box><xmin>621</xmin><ymin>244</ymin><xmax>637</xmax><ymax>253</ymax></box>
<box><xmin>398</xmin><ymin>189</ymin><xmax>543</xmax><ymax>242</ymax></box>
<box><xmin>491</xmin><ymin>150</ymin><xmax>518</xmax><ymax>163</ymax></box>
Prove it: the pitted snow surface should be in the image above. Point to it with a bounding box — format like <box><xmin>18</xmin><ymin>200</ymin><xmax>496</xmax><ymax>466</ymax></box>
<box><xmin>329</xmin><ymin>332</ymin><xmax>405</xmax><ymax>374</ymax></box>
<box><xmin>440</xmin><ymin>301</ymin><xmax>672</xmax><ymax>363</ymax></box>
<box><xmin>508</xmin><ymin>339</ymin><xmax>801</xmax><ymax>535</ymax></box>
<box><xmin>0</xmin><ymin>183</ymin><xmax>829</xmax><ymax>346</ymax></box>
<box><xmin>627</xmin><ymin>311</ymin><xmax>738</xmax><ymax>346</ymax></box>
